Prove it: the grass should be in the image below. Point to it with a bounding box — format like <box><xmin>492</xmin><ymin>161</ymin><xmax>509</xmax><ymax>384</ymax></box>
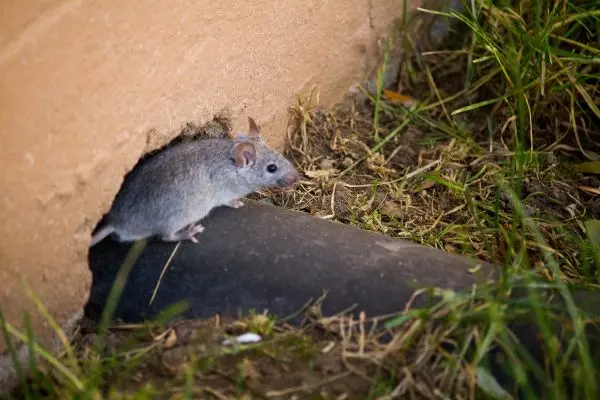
<box><xmin>279</xmin><ymin>0</ymin><xmax>600</xmax><ymax>283</ymax></box>
<box><xmin>3</xmin><ymin>0</ymin><xmax>600</xmax><ymax>399</ymax></box>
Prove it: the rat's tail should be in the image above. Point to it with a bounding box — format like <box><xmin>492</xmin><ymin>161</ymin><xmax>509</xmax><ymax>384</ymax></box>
<box><xmin>90</xmin><ymin>224</ymin><xmax>115</xmax><ymax>247</ymax></box>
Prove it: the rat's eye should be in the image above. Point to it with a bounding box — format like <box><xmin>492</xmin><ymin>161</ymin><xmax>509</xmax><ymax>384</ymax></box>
<box><xmin>267</xmin><ymin>163</ymin><xmax>278</xmax><ymax>173</ymax></box>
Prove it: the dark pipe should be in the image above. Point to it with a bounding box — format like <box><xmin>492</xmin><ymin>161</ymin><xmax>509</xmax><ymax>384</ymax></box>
<box><xmin>86</xmin><ymin>200</ymin><xmax>497</xmax><ymax>322</ymax></box>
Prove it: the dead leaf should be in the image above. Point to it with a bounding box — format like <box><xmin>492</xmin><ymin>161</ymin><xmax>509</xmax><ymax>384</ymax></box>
<box><xmin>383</xmin><ymin>89</ymin><xmax>416</xmax><ymax>106</ymax></box>
<box><xmin>305</xmin><ymin>168</ymin><xmax>338</xmax><ymax>179</ymax></box>
<box><xmin>577</xmin><ymin>186</ymin><xmax>600</xmax><ymax>196</ymax></box>
<box><xmin>164</xmin><ymin>329</ymin><xmax>178</xmax><ymax>349</ymax></box>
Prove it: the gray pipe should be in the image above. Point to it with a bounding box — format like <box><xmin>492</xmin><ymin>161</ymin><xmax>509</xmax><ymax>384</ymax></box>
<box><xmin>86</xmin><ymin>200</ymin><xmax>497</xmax><ymax>322</ymax></box>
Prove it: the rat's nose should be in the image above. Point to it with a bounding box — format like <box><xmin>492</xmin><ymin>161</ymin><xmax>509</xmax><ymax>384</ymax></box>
<box><xmin>279</xmin><ymin>171</ymin><xmax>299</xmax><ymax>187</ymax></box>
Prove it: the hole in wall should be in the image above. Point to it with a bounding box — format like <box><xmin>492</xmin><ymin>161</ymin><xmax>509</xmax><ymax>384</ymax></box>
<box><xmin>88</xmin><ymin>112</ymin><xmax>234</xmax><ymax>239</ymax></box>
<box><xmin>85</xmin><ymin>112</ymin><xmax>235</xmax><ymax>324</ymax></box>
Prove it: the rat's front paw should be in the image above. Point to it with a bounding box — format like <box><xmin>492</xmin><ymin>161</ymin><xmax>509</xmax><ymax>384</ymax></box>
<box><xmin>228</xmin><ymin>199</ymin><xmax>244</xmax><ymax>209</ymax></box>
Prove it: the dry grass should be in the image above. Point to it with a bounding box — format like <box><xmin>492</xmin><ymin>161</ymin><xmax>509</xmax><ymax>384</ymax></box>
<box><xmin>257</xmin><ymin>85</ymin><xmax>598</xmax><ymax>286</ymax></box>
<box><xmin>255</xmin><ymin>1</ymin><xmax>600</xmax><ymax>286</ymax></box>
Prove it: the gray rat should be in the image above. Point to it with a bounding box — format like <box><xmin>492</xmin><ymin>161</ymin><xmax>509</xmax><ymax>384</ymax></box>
<box><xmin>90</xmin><ymin>117</ymin><xmax>299</xmax><ymax>246</ymax></box>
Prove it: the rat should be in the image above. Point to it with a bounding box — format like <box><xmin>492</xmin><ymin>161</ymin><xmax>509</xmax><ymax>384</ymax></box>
<box><xmin>90</xmin><ymin>117</ymin><xmax>299</xmax><ymax>247</ymax></box>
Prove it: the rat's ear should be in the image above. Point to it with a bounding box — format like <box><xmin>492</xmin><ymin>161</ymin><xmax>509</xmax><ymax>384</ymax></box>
<box><xmin>233</xmin><ymin>141</ymin><xmax>257</xmax><ymax>167</ymax></box>
<box><xmin>247</xmin><ymin>117</ymin><xmax>261</xmax><ymax>138</ymax></box>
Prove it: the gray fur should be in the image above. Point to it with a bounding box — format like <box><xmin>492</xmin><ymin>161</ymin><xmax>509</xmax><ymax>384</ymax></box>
<box><xmin>90</xmin><ymin>118</ymin><xmax>298</xmax><ymax>246</ymax></box>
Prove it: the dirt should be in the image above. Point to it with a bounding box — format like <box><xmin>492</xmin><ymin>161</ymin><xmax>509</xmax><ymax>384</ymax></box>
<box><xmin>10</xmin><ymin>312</ymin><xmax>443</xmax><ymax>399</ymax></box>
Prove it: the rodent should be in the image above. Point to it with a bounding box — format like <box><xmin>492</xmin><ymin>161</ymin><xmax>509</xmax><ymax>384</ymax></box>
<box><xmin>90</xmin><ymin>117</ymin><xmax>299</xmax><ymax>247</ymax></box>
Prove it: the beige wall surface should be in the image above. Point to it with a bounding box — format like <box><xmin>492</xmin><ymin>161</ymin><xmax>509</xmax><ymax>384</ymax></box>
<box><xmin>0</xmin><ymin>0</ymin><xmax>422</xmax><ymax>353</ymax></box>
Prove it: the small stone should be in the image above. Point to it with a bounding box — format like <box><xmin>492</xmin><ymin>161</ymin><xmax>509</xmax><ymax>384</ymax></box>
<box><xmin>319</xmin><ymin>158</ymin><xmax>335</xmax><ymax>170</ymax></box>
<box><xmin>223</xmin><ymin>332</ymin><xmax>262</xmax><ymax>346</ymax></box>
<box><xmin>341</xmin><ymin>157</ymin><xmax>354</xmax><ymax>168</ymax></box>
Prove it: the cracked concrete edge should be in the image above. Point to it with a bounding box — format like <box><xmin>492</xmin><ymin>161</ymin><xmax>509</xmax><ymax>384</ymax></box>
<box><xmin>0</xmin><ymin>309</ymin><xmax>84</xmax><ymax>395</ymax></box>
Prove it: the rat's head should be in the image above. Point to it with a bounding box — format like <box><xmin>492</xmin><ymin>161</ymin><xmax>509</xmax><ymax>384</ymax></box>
<box><xmin>231</xmin><ymin>117</ymin><xmax>299</xmax><ymax>189</ymax></box>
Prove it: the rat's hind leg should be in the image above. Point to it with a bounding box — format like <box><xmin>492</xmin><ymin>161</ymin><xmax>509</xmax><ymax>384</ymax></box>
<box><xmin>161</xmin><ymin>223</ymin><xmax>205</xmax><ymax>243</ymax></box>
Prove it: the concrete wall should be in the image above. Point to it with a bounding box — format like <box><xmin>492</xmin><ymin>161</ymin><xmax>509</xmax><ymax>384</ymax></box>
<box><xmin>0</xmin><ymin>0</ymin><xmax>424</xmax><ymax>352</ymax></box>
